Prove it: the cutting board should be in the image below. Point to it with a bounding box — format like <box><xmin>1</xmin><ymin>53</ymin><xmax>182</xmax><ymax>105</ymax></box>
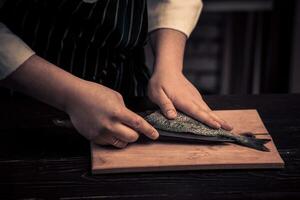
<box><xmin>91</xmin><ymin>109</ymin><xmax>284</xmax><ymax>174</ymax></box>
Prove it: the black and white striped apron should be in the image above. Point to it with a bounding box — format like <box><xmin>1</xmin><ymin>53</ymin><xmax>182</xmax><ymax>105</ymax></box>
<box><xmin>0</xmin><ymin>0</ymin><xmax>150</xmax><ymax>97</ymax></box>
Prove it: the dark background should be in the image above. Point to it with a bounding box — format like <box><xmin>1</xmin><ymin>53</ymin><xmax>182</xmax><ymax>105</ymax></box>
<box><xmin>1</xmin><ymin>0</ymin><xmax>299</xmax><ymax>96</ymax></box>
<box><xmin>147</xmin><ymin>0</ymin><xmax>300</xmax><ymax>95</ymax></box>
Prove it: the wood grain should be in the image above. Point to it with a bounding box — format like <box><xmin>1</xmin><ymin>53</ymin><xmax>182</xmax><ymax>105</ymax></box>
<box><xmin>91</xmin><ymin>109</ymin><xmax>284</xmax><ymax>174</ymax></box>
<box><xmin>1</xmin><ymin>94</ymin><xmax>300</xmax><ymax>199</ymax></box>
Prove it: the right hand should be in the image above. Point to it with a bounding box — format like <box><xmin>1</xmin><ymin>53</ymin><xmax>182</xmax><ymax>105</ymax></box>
<box><xmin>64</xmin><ymin>80</ymin><xmax>159</xmax><ymax>148</ymax></box>
<box><xmin>1</xmin><ymin>55</ymin><xmax>157</xmax><ymax>148</ymax></box>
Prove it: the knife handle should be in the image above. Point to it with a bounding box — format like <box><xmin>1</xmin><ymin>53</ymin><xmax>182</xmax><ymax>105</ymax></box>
<box><xmin>53</xmin><ymin>119</ymin><xmax>74</xmax><ymax>129</ymax></box>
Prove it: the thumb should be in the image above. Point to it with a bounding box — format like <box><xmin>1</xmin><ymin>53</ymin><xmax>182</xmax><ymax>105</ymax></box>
<box><xmin>152</xmin><ymin>89</ymin><xmax>177</xmax><ymax>119</ymax></box>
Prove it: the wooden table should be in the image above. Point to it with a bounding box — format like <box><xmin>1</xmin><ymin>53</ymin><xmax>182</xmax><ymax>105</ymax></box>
<box><xmin>0</xmin><ymin>94</ymin><xmax>299</xmax><ymax>199</ymax></box>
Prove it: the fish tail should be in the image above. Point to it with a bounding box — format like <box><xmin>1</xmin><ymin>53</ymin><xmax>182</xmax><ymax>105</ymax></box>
<box><xmin>234</xmin><ymin>133</ymin><xmax>271</xmax><ymax>152</ymax></box>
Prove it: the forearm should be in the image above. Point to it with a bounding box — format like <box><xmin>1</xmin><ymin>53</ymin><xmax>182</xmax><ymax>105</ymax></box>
<box><xmin>149</xmin><ymin>28</ymin><xmax>187</xmax><ymax>73</ymax></box>
<box><xmin>0</xmin><ymin>55</ymin><xmax>84</xmax><ymax>112</ymax></box>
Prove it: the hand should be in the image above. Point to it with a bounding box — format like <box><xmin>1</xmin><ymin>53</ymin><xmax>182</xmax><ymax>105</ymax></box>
<box><xmin>1</xmin><ymin>55</ymin><xmax>158</xmax><ymax>148</ymax></box>
<box><xmin>65</xmin><ymin>80</ymin><xmax>159</xmax><ymax>148</ymax></box>
<box><xmin>148</xmin><ymin>69</ymin><xmax>233</xmax><ymax>130</ymax></box>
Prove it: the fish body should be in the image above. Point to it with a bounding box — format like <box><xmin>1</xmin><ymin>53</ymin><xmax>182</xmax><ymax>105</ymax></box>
<box><xmin>144</xmin><ymin>111</ymin><xmax>270</xmax><ymax>151</ymax></box>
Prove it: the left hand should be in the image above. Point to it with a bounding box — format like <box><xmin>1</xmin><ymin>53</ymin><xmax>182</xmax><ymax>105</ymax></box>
<box><xmin>148</xmin><ymin>69</ymin><xmax>233</xmax><ymax>130</ymax></box>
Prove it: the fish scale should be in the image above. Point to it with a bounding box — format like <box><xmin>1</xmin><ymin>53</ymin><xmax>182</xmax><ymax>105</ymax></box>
<box><xmin>144</xmin><ymin>111</ymin><xmax>271</xmax><ymax>152</ymax></box>
<box><xmin>52</xmin><ymin>110</ymin><xmax>271</xmax><ymax>151</ymax></box>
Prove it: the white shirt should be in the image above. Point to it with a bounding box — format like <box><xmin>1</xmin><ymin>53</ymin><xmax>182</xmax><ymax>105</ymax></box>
<box><xmin>0</xmin><ymin>0</ymin><xmax>202</xmax><ymax>79</ymax></box>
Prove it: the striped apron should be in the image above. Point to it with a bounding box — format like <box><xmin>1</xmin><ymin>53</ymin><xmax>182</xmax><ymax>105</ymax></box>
<box><xmin>0</xmin><ymin>0</ymin><xmax>150</xmax><ymax>97</ymax></box>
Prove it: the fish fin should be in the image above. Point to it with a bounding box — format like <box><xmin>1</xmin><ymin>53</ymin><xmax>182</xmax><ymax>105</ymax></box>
<box><xmin>237</xmin><ymin>136</ymin><xmax>271</xmax><ymax>152</ymax></box>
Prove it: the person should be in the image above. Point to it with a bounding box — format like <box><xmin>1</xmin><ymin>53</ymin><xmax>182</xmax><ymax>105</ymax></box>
<box><xmin>0</xmin><ymin>0</ymin><xmax>232</xmax><ymax>148</ymax></box>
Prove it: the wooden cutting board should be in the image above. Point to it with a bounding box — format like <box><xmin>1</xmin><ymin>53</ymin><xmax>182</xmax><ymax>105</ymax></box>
<box><xmin>91</xmin><ymin>109</ymin><xmax>284</xmax><ymax>174</ymax></box>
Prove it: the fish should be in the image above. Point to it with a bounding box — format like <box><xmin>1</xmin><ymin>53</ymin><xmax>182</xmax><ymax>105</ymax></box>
<box><xmin>144</xmin><ymin>110</ymin><xmax>271</xmax><ymax>152</ymax></box>
<box><xmin>52</xmin><ymin>110</ymin><xmax>270</xmax><ymax>152</ymax></box>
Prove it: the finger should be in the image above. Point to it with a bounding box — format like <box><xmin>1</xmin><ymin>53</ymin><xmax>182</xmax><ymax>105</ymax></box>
<box><xmin>93</xmin><ymin>132</ymin><xmax>128</xmax><ymax>148</ymax></box>
<box><xmin>150</xmin><ymin>89</ymin><xmax>177</xmax><ymax>119</ymax></box>
<box><xmin>110</xmin><ymin>136</ymin><xmax>128</xmax><ymax>148</ymax></box>
<box><xmin>208</xmin><ymin>112</ymin><xmax>233</xmax><ymax>131</ymax></box>
<box><xmin>119</xmin><ymin>109</ymin><xmax>159</xmax><ymax>140</ymax></box>
<box><xmin>176</xmin><ymin>101</ymin><xmax>221</xmax><ymax>129</ymax></box>
<box><xmin>193</xmin><ymin>100</ymin><xmax>233</xmax><ymax>130</ymax></box>
<box><xmin>110</xmin><ymin>123</ymin><xmax>140</xmax><ymax>143</ymax></box>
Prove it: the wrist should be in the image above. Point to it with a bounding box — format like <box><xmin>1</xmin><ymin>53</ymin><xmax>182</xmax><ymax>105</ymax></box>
<box><xmin>61</xmin><ymin>78</ymin><xmax>89</xmax><ymax>113</ymax></box>
<box><xmin>150</xmin><ymin>29</ymin><xmax>186</xmax><ymax>75</ymax></box>
<box><xmin>153</xmin><ymin>62</ymin><xmax>183</xmax><ymax>75</ymax></box>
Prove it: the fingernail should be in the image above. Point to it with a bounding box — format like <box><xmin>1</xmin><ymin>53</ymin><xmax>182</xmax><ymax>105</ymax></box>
<box><xmin>226</xmin><ymin>123</ymin><xmax>233</xmax><ymax>130</ymax></box>
<box><xmin>167</xmin><ymin>110</ymin><xmax>176</xmax><ymax>118</ymax></box>
<box><xmin>214</xmin><ymin>122</ymin><xmax>221</xmax><ymax>129</ymax></box>
<box><xmin>151</xmin><ymin>129</ymin><xmax>159</xmax><ymax>140</ymax></box>
<box><xmin>222</xmin><ymin>120</ymin><xmax>233</xmax><ymax>130</ymax></box>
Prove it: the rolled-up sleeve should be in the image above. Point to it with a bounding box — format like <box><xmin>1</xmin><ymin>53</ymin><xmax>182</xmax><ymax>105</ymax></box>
<box><xmin>147</xmin><ymin>0</ymin><xmax>203</xmax><ymax>37</ymax></box>
<box><xmin>0</xmin><ymin>22</ymin><xmax>35</xmax><ymax>80</ymax></box>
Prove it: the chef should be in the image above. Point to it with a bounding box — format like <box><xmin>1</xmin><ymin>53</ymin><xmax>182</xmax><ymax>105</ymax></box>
<box><xmin>0</xmin><ymin>0</ymin><xmax>232</xmax><ymax>148</ymax></box>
